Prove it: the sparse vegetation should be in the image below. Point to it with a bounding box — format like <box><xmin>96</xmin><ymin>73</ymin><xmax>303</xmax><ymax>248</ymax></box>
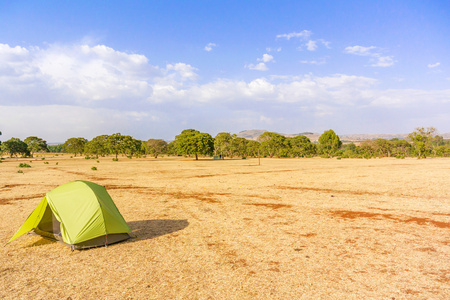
<box><xmin>18</xmin><ymin>163</ymin><xmax>31</xmax><ymax>168</ymax></box>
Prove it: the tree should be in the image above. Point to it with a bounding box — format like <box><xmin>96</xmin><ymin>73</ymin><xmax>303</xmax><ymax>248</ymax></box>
<box><xmin>63</xmin><ymin>137</ymin><xmax>87</xmax><ymax>156</ymax></box>
<box><xmin>48</xmin><ymin>144</ymin><xmax>63</xmax><ymax>153</ymax></box>
<box><xmin>258</xmin><ymin>132</ymin><xmax>287</xmax><ymax>158</ymax></box>
<box><xmin>407</xmin><ymin>127</ymin><xmax>437</xmax><ymax>158</ymax></box>
<box><xmin>84</xmin><ymin>135</ymin><xmax>109</xmax><ymax>156</ymax></box>
<box><xmin>372</xmin><ymin>139</ymin><xmax>393</xmax><ymax>157</ymax></box>
<box><xmin>145</xmin><ymin>139</ymin><xmax>168</xmax><ymax>158</ymax></box>
<box><xmin>106</xmin><ymin>133</ymin><xmax>125</xmax><ymax>159</ymax></box>
<box><xmin>1</xmin><ymin>138</ymin><xmax>30</xmax><ymax>157</ymax></box>
<box><xmin>214</xmin><ymin>132</ymin><xmax>232</xmax><ymax>159</ymax></box>
<box><xmin>230</xmin><ymin>135</ymin><xmax>248</xmax><ymax>158</ymax></box>
<box><xmin>245</xmin><ymin>140</ymin><xmax>260</xmax><ymax>157</ymax></box>
<box><xmin>175</xmin><ymin>129</ymin><xmax>214</xmax><ymax>160</ymax></box>
<box><xmin>318</xmin><ymin>129</ymin><xmax>342</xmax><ymax>157</ymax></box>
<box><xmin>121</xmin><ymin>135</ymin><xmax>143</xmax><ymax>157</ymax></box>
<box><xmin>24</xmin><ymin>136</ymin><xmax>49</xmax><ymax>156</ymax></box>
<box><xmin>289</xmin><ymin>135</ymin><xmax>316</xmax><ymax>157</ymax></box>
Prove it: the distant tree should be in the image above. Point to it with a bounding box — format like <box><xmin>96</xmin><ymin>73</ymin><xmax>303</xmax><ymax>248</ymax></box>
<box><xmin>391</xmin><ymin>139</ymin><xmax>411</xmax><ymax>157</ymax></box>
<box><xmin>106</xmin><ymin>133</ymin><xmax>125</xmax><ymax>159</ymax></box>
<box><xmin>1</xmin><ymin>137</ymin><xmax>30</xmax><ymax>157</ymax></box>
<box><xmin>24</xmin><ymin>136</ymin><xmax>49</xmax><ymax>156</ymax></box>
<box><xmin>245</xmin><ymin>140</ymin><xmax>260</xmax><ymax>157</ymax></box>
<box><xmin>84</xmin><ymin>135</ymin><xmax>109</xmax><ymax>156</ymax></box>
<box><xmin>258</xmin><ymin>132</ymin><xmax>287</xmax><ymax>158</ymax></box>
<box><xmin>318</xmin><ymin>129</ymin><xmax>342</xmax><ymax>157</ymax></box>
<box><xmin>175</xmin><ymin>129</ymin><xmax>214</xmax><ymax>160</ymax></box>
<box><xmin>63</xmin><ymin>137</ymin><xmax>87</xmax><ymax>156</ymax></box>
<box><xmin>214</xmin><ymin>132</ymin><xmax>233</xmax><ymax>158</ymax></box>
<box><xmin>145</xmin><ymin>139</ymin><xmax>168</xmax><ymax>158</ymax></box>
<box><xmin>407</xmin><ymin>127</ymin><xmax>437</xmax><ymax>158</ymax></box>
<box><xmin>231</xmin><ymin>135</ymin><xmax>248</xmax><ymax>157</ymax></box>
<box><xmin>121</xmin><ymin>135</ymin><xmax>143</xmax><ymax>157</ymax></box>
<box><xmin>289</xmin><ymin>135</ymin><xmax>316</xmax><ymax>157</ymax></box>
<box><xmin>48</xmin><ymin>144</ymin><xmax>63</xmax><ymax>153</ymax></box>
<box><xmin>372</xmin><ymin>139</ymin><xmax>393</xmax><ymax>157</ymax></box>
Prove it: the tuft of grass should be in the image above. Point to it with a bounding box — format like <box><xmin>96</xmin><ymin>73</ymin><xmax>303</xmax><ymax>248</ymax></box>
<box><xmin>91</xmin><ymin>166</ymin><xmax>97</xmax><ymax>171</ymax></box>
<box><xmin>19</xmin><ymin>163</ymin><xmax>31</xmax><ymax>168</ymax></box>
<box><xmin>17</xmin><ymin>169</ymin><xmax>23</xmax><ymax>173</ymax></box>
<box><xmin>44</xmin><ymin>162</ymin><xmax>49</xmax><ymax>164</ymax></box>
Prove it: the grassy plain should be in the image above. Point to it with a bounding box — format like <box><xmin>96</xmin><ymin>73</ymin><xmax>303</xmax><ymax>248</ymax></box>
<box><xmin>0</xmin><ymin>155</ymin><xmax>449</xmax><ymax>299</ymax></box>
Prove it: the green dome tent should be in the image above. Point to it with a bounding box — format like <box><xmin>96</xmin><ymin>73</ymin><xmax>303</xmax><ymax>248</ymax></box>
<box><xmin>7</xmin><ymin>180</ymin><xmax>131</xmax><ymax>250</ymax></box>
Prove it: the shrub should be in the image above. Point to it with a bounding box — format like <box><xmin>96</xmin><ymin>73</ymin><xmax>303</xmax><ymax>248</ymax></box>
<box><xmin>44</xmin><ymin>162</ymin><xmax>49</xmax><ymax>164</ymax></box>
<box><xmin>112</xmin><ymin>158</ymin><xmax>118</xmax><ymax>161</ymax></box>
<box><xmin>91</xmin><ymin>166</ymin><xmax>97</xmax><ymax>171</ymax></box>
<box><xmin>85</xmin><ymin>156</ymin><xmax>91</xmax><ymax>159</ymax></box>
<box><xmin>56</xmin><ymin>162</ymin><xmax>59</xmax><ymax>165</ymax></box>
<box><xmin>41</xmin><ymin>157</ymin><xmax>45</xmax><ymax>160</ymax></box>
<box><xmin>19</xmin><ymin>163</ymin><xmax>31</xmax><ymax>168</ymax></box>
<box><xmin>17</xmin><ymin>170</ymin><xmax>23</xmax><ymax>173</ymax></box>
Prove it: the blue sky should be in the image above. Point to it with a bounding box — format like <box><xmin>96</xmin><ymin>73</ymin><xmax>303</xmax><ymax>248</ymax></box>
<box><xmin>0</xmin><ymin>0</ymin><xmax>449</xmax><ymax>142</ymax></box>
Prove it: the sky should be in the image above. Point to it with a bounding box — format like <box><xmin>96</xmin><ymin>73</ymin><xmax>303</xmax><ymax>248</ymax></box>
<box><xmin>0</xmin><ymin>0</ymin><xmax>449</xmax><ymax>142</ymax></box>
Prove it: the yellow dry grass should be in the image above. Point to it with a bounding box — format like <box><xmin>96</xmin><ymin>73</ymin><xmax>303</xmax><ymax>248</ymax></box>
<box><xmin>0</xmin><ymin>154</ymin><xmax>449</xmax><ymax>299</ymax></box>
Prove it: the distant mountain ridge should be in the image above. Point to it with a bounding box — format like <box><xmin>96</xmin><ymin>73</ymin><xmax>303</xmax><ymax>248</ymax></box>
<box><xmin>237</xmin><ymin>130</ymin><xmax>450</xmax><ymax>142</ymax></box>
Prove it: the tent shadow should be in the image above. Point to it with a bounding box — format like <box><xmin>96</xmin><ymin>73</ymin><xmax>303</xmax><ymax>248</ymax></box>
<box><xmin>127</xmin><ymin>219</ymin><xmax>189</xmax><ymax>241</ymax></box>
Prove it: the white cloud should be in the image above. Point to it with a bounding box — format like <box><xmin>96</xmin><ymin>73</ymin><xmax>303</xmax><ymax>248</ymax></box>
<box><xmin>1</xmin><ymin>42</ymin><xmax>449</xmax><ymax>141</ymax></box>
<box><xmin>371</xmin><ymin>56</ymin><xmax>394</xmax><ymax>67</ymax></box>
<box><xmin>300</xmin><ymin>58</ymin><xmax>327</xmax><ymax>65</ymax></box>
<box><xmin>266</xmin><ymin>47</ymin><xmax>281</xmax><ymax>52</ymax></box>
<box><xmin>247</xmin><ymin>53</ymin><xmax>274</xmax><ymax>71</ymax></box>
<box><xmin>306</xmin><ymin>40</ymin><xmax>317</xmax><ymax>51</ymax></box>
<box><xmin>345</xmin><ymin>45</ymin><xmax>395</xmax><ymax>67</ymax></box>
<box><xmin>276</xmin><ymin>30</ymin><xmax>312</xmax><ymax>40</ymax></box>
<box><xmin>246</xmin><ymin>62</ymin><xmax>268</xmax><ymax>71</ymax></box>
<box><xmin>258</xmin><ymin>54</ymin><xmax>274</xmax><ymax>63</ymax></box>
<box><xmin>427</xmin><ymin>62</ymin><xmax>440</xmax><ymax>68</ymax></box>
<box><xmin>344</xmin><ymin>45</ymin><xmax>377</xmax><ymax>56</ymax></box>
<box><xmin>204</xmin><ymin>43</ymin><xmax>216</xmax><ymax>52</ymax></box>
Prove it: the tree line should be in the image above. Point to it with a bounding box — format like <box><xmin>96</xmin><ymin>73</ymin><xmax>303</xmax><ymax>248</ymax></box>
<box><xmin>1</xmin><ymin>127</ymin><xmax>449</xmax><ymax>159</ymax></box>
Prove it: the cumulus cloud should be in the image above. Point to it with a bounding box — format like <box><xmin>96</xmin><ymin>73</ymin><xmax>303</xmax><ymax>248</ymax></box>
<box><xmin>427</xmin><ymin>62</ymin><xmax>440</xmax><ymax>68</ymax></box>
<box><xmin>1</xmin><ymin>42</ymin><xmax>448</xmax><ymax>141</ymax></box>
<box><xmin>204</xmin><ymin>42</ymin><xmax>216</xmax><ymax>52</ymax></box>
<box><xmin>258</xmin><ymin>54</ymin><xmax>274</xmax><ymax>63</ymax></box>
<box><xmin>344</xmin><ymin>45</ymin><xmax>395</xmax><ymax>67</ymax></box>
<box><xmin>276</xmin><ymin>30</ymin><xmax>312</xmax><ymax>40</ymax></box>
<box><xmin>246</xmin><ymin>53</ymin><xmax>274</xmax><ymax>71</ymax></box>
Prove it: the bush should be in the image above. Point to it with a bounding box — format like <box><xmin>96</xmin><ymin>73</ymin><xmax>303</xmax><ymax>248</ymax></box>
<box><xmin>85</xmin><ymin>156</ymin><xmax>91</xmax><ymax>159</ymax></box>
<box><xmin>44</xmin><ymin>162</ymin><xmax>49</xmax><ymax>164</ymax></box>
<box><xmin>18</xmin><ymin>163</ymin><xmax>31</xmax><ymax>168</ymax></box>
<box><xmin>112</xmin><ymin>158</ymin><xmax>118</xmax><ymax>161</ymax></box>
<box><xmin>17</xmin><ymin>170</ymin><xmax>23</xmax><ymax>173</ymax></box>
<box><xmin>41</xmin><ymin>157</ymin><xmax>45</xmax><ymax>160</ymax></box>
<box><xmin>91</xmin><ymin>166</ymin><xmax>97</xmax><ymax>171</ymax></box>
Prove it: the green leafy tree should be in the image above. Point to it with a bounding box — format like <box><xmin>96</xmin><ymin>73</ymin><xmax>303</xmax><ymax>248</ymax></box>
<box><xmin>372</xmin><ymin>139</ymin><xmax>393</xmax><ymax>157</ymax></box>
<box><xmin>84</xmin><ymin>135</ymin><xmax>109</xmax><ymax>156</ymax></box>
<box><xmin>121</xmin><ymin>135</ymin><xmax>143</xmax><ymax>157</ymax></box>
<box><xmin>407</xmin><ymin>127</ymin><xmax>437</xmax><ymax>158</ymax></box>
<box><xmin>391</xmin><ymin>139</ymin><xmax>411</xmax><ymax>157</ymax></box>
<box><xmin>214</xmin><ymin>132</ymin><xmax>233</xmax><ymax>159</ymax></box>
<box><xmin>289</xmin><ymin>135</ymin><xmax>316</xmax><ymax>157</ymax></box>
<box><xmin>106</xmin><ymin>133</ymin><xmax>125</xmax><ymax>159</ymax></box>
<box><xmin>63</xmin><ymin>137</ymin><xmax>87</xmax><ymax>156</ymax></box>
<box><xmin>1</xmin><ymin>137</ymin><xmax>30</xmax><ymax>157</ymax></box>
<box><xmin>145</xmin><ymin>139</ymin><xmax>168</xmax><ymax>158</ymax></box>
<box><xmin>245</xmin><ymin>140</ymin><xmax>260</xmax><ymax>157</ymax></box>
<box><xmin>257</xmin><ymin>132</ymin><xmax>287</xmax><ymax>158</ymax></box>
<box><xmin>318</xmin><ymin>129</ymin><xmax>342</xmax><ymax>157</ymax></box>
<box><xmin>175</xmin><ymin>129</ymin><xmax>214</xmax><ymax>160</ymax></box>
<box><xmin>24</xmin><ymin>136</ymin><xmax>49</xmax><ymax>156</ymax></box>
<box><xmin>48</xmin><ymin>144</ymin><xmax>63</xmax><ymax>153</ymax></box>
<box><xmin>231</xmin><ymin>135</ymin><xmax>248</xmax><ymax>158</ymax></box>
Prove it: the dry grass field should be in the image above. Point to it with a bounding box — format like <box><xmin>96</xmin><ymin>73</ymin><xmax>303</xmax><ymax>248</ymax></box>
<box><xmin>0</xmin><ymin>155</ymin><xmax>449</xmax><ymax>299</ymax></box>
